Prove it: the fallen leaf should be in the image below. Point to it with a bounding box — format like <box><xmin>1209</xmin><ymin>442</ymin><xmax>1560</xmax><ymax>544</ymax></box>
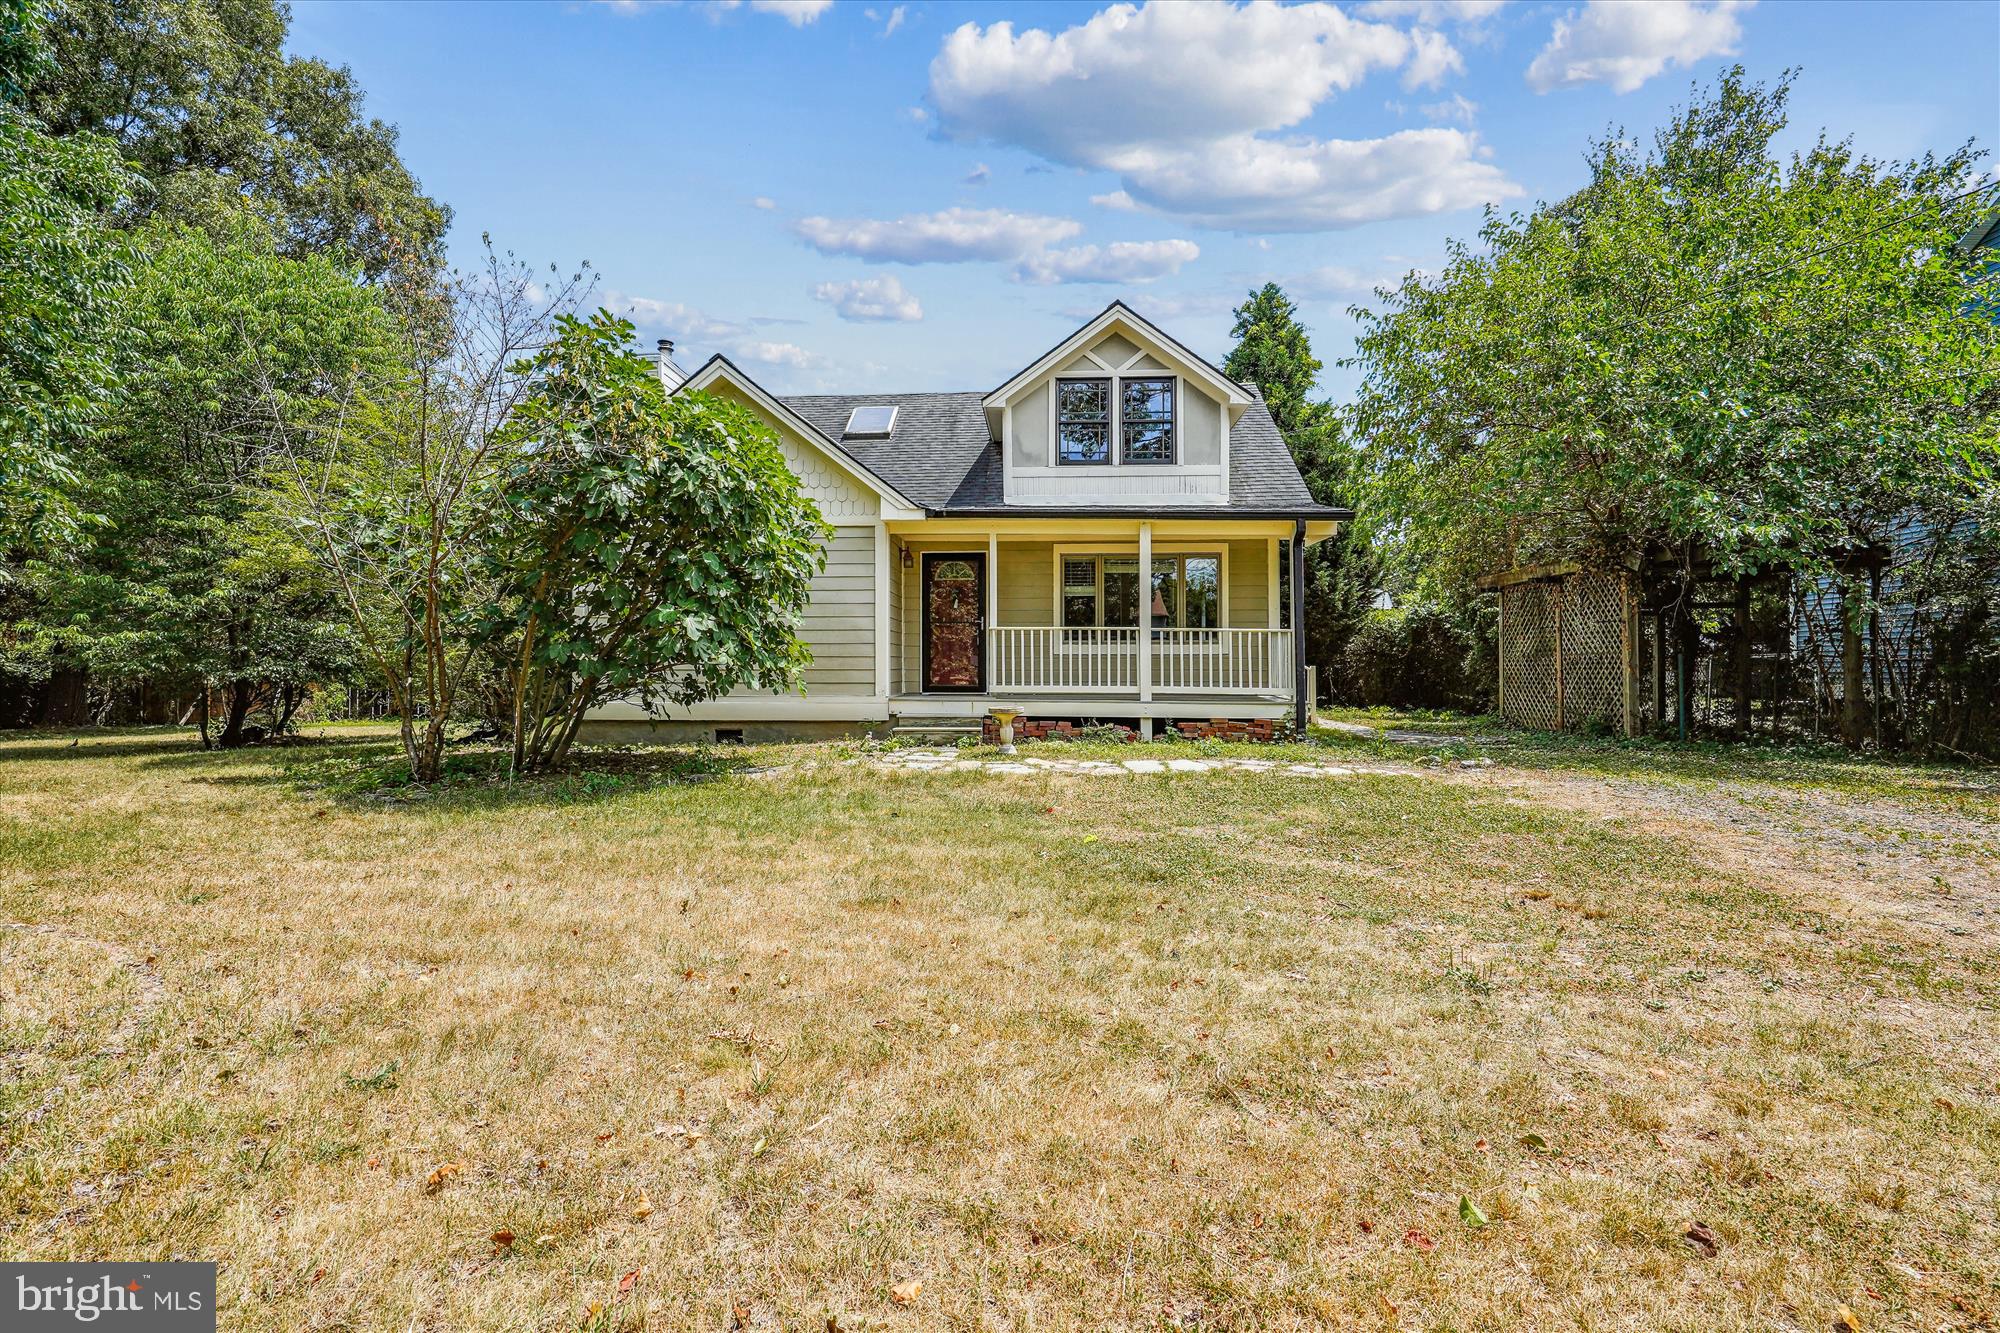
<box><xmin>1474</xmin><ymin>1138</ymin><xmax>1490</xmax><ymax>1152</ymax></box>
<box><xmin>617</xmin><ymin>1269</ymin><xmax>640</xmax><ymax>1300</ymax></box>
<box><xmin>1357</xmin><ymin>1218</ymin><xmax>1374</xmax><ymax>1234</ymax></box>
<box><xmin>1522</xmin><ymin>888</ymin><xmax>1552</xmax><ymax>900</ymax></box>
<box><xmin>1835</xmin><ymin>1302</ymin><xmax>1861</xmax><ymax>1330</ymax></box>
<box><xmin>534</xmin><ymin>1234</ymin><xmax>557</xmax><ymax>1246</ymax></box>
<box><xmin>1518</xmin><ymin>1133</ymin><xmax>1558</xmax><ymax>1154</ymax></box>
<box><xmin>595</xmin><ymin>1130</ymin><xmax>616</xmax><ymax>1142</ymax></box>
<box><xmin>631</xmin><ymin>1191</ymin><xmax>654</xmax><ymax>1220</ymax></box>
<box><xmin>365</xmin><ymin>1156</ymin><xmax>381</xmax><ymax>1170</ymax></box>
<box><xmin>1684</xmin><ymin>1223</ymin><xmax>1720</xmax><ymax>1258</ymax></box>
<box><xmin>731</xmin><ymin>1301</ymin><xmax>750</xmax><ymax>1329</ymax></box>
<box><xmin>423</xmin><ymin>1162</ymin><xmax>465</xmax><ymax>1194</ymax></box>
<box><xmin>491</xmin><ymin>1229</ymin><xmax>515</xmax><ymax>1250</ymax></box>
<box><xmin>889</xmin><ymin>1278</ymin><xmax>923</xmax><ymax>1306</ymax></box>
<box><xmin>748</xmin><ymin>1137</ymin><xmax>767</xmax><ymax>1159</ymax></box>
<box><xmin>1379</xmin><ymin>1293</ymin><xmax>1398</xmax><ymax>1317</ymax></box>
<box><xmin>310</xmin><ymin>1267</ymin><xmax>326</xmax><ymax>1284</ymax></box>
<box><xmin>1402</xmin><ymin>1228</ymin><xmax>1435</xmax><ymax>1252</ymax></box>
<box><xmin>1459</xmin><ymin>1195</ymin><xmax>1489</xmax><ymax>1228</ymax></box>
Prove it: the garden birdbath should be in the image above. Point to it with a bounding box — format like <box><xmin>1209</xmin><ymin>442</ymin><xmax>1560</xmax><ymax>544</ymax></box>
<box><xmin>989</xmin><ymin>707</ymin><xmax>1022</xmax><ymax>754</ymax></box>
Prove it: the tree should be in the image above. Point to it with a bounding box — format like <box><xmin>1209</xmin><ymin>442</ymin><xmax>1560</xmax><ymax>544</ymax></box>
<box><xmin>27</xmin><ymin>0</ymin><xmax>447</xmax><ymax>279</ymax></box>
<box><xmin>14</xmin><ymin>218</ymin><xmax>395</xmax><ymax>745</ymax></box>
<box><xmin>1349</xmin><ymin>70</ymin><xmax>1999</xmax><ymax>741</ymax></box>
<box><xmin>270</xmin><ymin>242</ymin><xmax>592</xmax><ymax>782</ymax></box>
<box><xmin>1352</xmin><ymin>69</ymin><xmax>1998</xmax><ymax>594</ymax></box>
<box><xmin>1223</xmin><ymin>284</ymin><xmax>1381</xmax><ymax>700</ymax></box>
<box><xmin>481</xmin><ymin>313</ymin><xmax>828</xmax><ymax>774</ymax></box>
<box><xmin>0</xmin><ymin>1</ymin><xmax>136</xmax><ymax>554</ymax></box>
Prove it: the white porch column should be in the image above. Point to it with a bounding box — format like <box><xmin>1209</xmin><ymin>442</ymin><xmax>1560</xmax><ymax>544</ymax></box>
<box><xmin>1138</xmin><ymin>521</ymin><xmax>1153</xmax><ymax>704</ymax></box>
<box><xmin>1267</xmin><ymin>537</ymin><xmax>1280</xmax><ymax>629</ymax></box>
<box><xmin>874</xmin><ymin>523</ymin><xmax>892</xmax><ymax>700</ymax></box>
<box><xmin>987</xmin><ymin>530</ymin><xmax>999</xmax><ymax>692</ymax></box>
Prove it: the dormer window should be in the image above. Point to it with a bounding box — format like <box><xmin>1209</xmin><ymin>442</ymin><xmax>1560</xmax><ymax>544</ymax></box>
<box><xmin>1055</xmin><ymin>378</ymin><xmax>1111</xmax><ymax>464</ymax></box>
<box><xmin>1120</xmin><ymin>377</ymin><xmax>1175</xmax><ymax>464</ymax></box>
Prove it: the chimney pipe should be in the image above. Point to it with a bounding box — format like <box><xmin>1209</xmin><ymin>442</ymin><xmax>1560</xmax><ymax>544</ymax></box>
<box><xmin>655</xmin><ymin>337</ymin><xmax>685</xmax><ymax>394</ymax></box>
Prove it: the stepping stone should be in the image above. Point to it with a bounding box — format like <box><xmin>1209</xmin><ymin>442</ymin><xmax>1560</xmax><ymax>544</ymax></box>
<box><xmin>1123</xmin><ymin>759</ymin><xmax>1165</xmax><ymax>773</ymax></box>
<box><xmin>984</xmin><ymin>762</ymin><xmax>1034</xmax><ymax>773</ymax></box>
<box><xmin>1167</xmin><ymin>758</ymin><xmax>1214</xmax><ymax>772</ymax></box>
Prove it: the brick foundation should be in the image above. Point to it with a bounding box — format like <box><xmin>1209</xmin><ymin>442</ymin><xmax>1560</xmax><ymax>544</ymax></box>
<box><xmin>1172</xmin><ymin>718</ymin><xmax>1278</xmax><ymax>742</ymax></box>
<box><xmin>979</xmin><ymin>717</ymin><xmax>1138</xmax><ymax>744</ymax></box>
<box><xmin>979</xmin><ymin>716</ymin><xmax>1279</xmax><ymax>744</ymax></box>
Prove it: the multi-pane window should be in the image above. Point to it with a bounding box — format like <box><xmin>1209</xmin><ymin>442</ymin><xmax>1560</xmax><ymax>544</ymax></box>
<box><xmin>1055</xmin><ymin>379</ymin><xmax>1111</xmax><ymax>465</ymax></box>
<box><xmin>1061</xmin><ymin>553</ymin><xmax>1217</xmax><ymax>629</ymax></box>
<box><xmin>1121</xmin><ymin>377</ymin><xmax>1175</xmax><ymax>464</ymax></box>
<box><xmin>1054</xmin><ymin>375</ymin><xmax>1174</xmax><ymax>465</ymax></box>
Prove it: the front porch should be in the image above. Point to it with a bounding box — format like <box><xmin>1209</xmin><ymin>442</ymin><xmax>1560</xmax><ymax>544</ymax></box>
<box><xmin>889</xmin><ymin>519</ymin><xmax>1307</xmax><ymax>734</ymax></box>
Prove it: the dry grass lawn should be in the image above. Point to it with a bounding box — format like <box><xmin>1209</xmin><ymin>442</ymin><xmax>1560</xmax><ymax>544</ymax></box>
<box><xmin>2</xmin><ymin>725</ymin><xmax>1997</xmax><ymax>1330</ymax></box>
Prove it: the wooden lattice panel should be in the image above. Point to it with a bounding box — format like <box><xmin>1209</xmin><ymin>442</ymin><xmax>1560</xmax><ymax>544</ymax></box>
<box><xmin>1498</xmin><ymin>570</ymin><xmax>1634</xmax><ymax>734</ymax></box>
<box><xmin>1561</xmin><ymin>571</ymin><xmax>1629</xmax><ymax>731</ymax></box>
<box><xmin>1499</xmin><ymin>581</ymin><xmax>1561</xmax><ymax>731</ymax></box>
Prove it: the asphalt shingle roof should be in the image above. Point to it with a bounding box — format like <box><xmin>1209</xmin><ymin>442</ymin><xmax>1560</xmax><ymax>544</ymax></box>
<box><xmin>777</xmin><ymin>387</ymin><xmax>1339</xmax><ymax>517</ymax></box>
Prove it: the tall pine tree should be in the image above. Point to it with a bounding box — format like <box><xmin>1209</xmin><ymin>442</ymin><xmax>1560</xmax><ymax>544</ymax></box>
<box><xmin>1224</xmin><ymin>284</ymin><xmax>1379</xmax><ymax>704</ymax></box>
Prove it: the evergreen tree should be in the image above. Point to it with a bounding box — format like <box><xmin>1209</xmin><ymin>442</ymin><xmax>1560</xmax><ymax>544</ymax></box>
<box><xmin>1223</xmin><ymin>284</ymin><xmax>1381</xmax><ymax>704</ymax></box>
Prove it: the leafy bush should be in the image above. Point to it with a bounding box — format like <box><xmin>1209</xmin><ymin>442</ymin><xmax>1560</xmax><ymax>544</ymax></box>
<box><xmin>1332</xmin><ymin>605</ymin><xmax>1490</xmax><ymax>711</ymax></box>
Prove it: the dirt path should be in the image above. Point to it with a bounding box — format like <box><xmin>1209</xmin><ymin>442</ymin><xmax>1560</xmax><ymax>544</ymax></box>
<box><xmin>1437</xmin><ymin>763</ymin><xmax>2000</xmax><ymax>939</ymax></box>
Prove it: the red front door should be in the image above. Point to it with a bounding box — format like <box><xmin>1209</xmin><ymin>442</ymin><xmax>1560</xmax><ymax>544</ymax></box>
<box><xmin>922</xmin><ymin>553</ymin><xmax>986</xmax><ymax>692</ymax></box>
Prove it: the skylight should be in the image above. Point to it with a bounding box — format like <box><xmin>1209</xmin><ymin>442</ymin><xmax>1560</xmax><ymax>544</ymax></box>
<box><xmin>843</xmin><ymin>405</ymin><xmax>897</xmax><ymax>438</ymax></box>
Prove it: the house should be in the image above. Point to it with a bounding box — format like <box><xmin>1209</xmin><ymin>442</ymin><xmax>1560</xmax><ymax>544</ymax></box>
<box><xmin>582</xmin><ymin>302</ymin><xmax>1348</xmax><ymax>742</ymax></box>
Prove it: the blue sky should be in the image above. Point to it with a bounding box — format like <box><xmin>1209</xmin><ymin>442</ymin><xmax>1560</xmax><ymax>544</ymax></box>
<box><xmin>289</xmin><ymin>0</ymin><xmax>1997</xmax><ymax>399</ymax></box>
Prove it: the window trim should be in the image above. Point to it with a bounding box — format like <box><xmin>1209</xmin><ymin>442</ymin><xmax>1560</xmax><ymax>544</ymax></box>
<box><xmin>1048</xmin><ymin>371</ymin><xmax>1179</xmax><ymax>468</ymax></box>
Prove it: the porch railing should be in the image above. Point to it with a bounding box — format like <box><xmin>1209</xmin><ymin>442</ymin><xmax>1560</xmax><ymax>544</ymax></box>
<box><xmin>989</xmin><ymin>626</ymin><xmax>1293</xmax><ymax>696</ymax></box>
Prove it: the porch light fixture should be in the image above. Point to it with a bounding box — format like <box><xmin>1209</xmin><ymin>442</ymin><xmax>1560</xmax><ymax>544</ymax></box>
<box><xmin>900</xmin><ymin>543</ymin><xmax>912</xmax><ymax>568</ymax></box>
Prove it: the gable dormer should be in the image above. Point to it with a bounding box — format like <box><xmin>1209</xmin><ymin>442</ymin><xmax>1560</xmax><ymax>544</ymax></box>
<box><xmin>984</xmin><ymin>303</ymin><xmax>1255</xmax><ymax>507</ymax></box>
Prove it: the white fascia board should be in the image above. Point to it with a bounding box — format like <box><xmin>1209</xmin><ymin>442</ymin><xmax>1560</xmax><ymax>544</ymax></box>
<box><xmin>681</xmin><ymin>357</ymin><xmax>924</xmax><ymax>519</ymax></box>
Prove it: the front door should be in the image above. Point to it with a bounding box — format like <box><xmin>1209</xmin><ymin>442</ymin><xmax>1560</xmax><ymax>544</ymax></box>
<box><xmin>922</xmin><ymin>553</ymin><xmax>986</xmax><ymax>692</ymax></box>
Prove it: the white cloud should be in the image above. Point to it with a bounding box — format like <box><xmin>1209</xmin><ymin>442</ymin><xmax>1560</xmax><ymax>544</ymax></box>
<box><xmin>1421</xmin><ymin>92</ymin><xmax>1479</xmax><ymax>125</ymax></box>
<box><xmin>794</xmin><ymin>207</ymin><xmax>1083</xmax><ymax>263</ymax></box>
<box><xmin>1092</xmin><ymin>127</ymin><xmax>1519</xmax><ymax>233</ymax></box>
<box><xmin>713</xmin><ymin>0</ymin><xmax>834</xmax><ymax>26</ymax></box>
<box><xmin>1527</xmin><ymin>1</ymin><xmax>1749</xmax><ymax>94</ymax></box>
<box><xmin>881</xmin><ymin>4</ymin><xmax>906</xmax><ymax>35</ymax></box>
<box><xmin>929</xmin><ymin>2</ymin><xmax>1518</xmax><ymax>231</ymax></box>
<box><xmin>962</xmin><ymin>162</ymin><xmax>991</xmax><ymax>186</ymax></box>
<box><xmin>903</xmin><ymin>105</ymin><xmax>932</xmax><ymax>125</ymax></box>
<box><xmin>813</xmin><ymin>276</ymin><xmax>925</xmax><ymax>322</ymax></box>
<box><xmin>1357</xmin><ymin>0</ymin><xmax>1504</xmax><ymax>24</ymax></box>
<box><xmin>1090</xmin><ymin>189</ymin><xmax>1140</xmax><ymax>211</ymax></box>
<box><xmin>601</xmin><ymin>291</ymin><xmax>825</xmax><ymax>369</ymax></box>
<box><xmin>750</xmin><ymin>196</ymin><xmax>777</xmax><ymax>210</ymax></box>
<box><xmin>1013</xmin><ymin>239</ymin><xmax>1201</xmax><ymax>285</ymax></box>
<box><xmin>1401</xmin><ymin>28</ymin><xmax>1464</xmax><ymax>89</ymax></box>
